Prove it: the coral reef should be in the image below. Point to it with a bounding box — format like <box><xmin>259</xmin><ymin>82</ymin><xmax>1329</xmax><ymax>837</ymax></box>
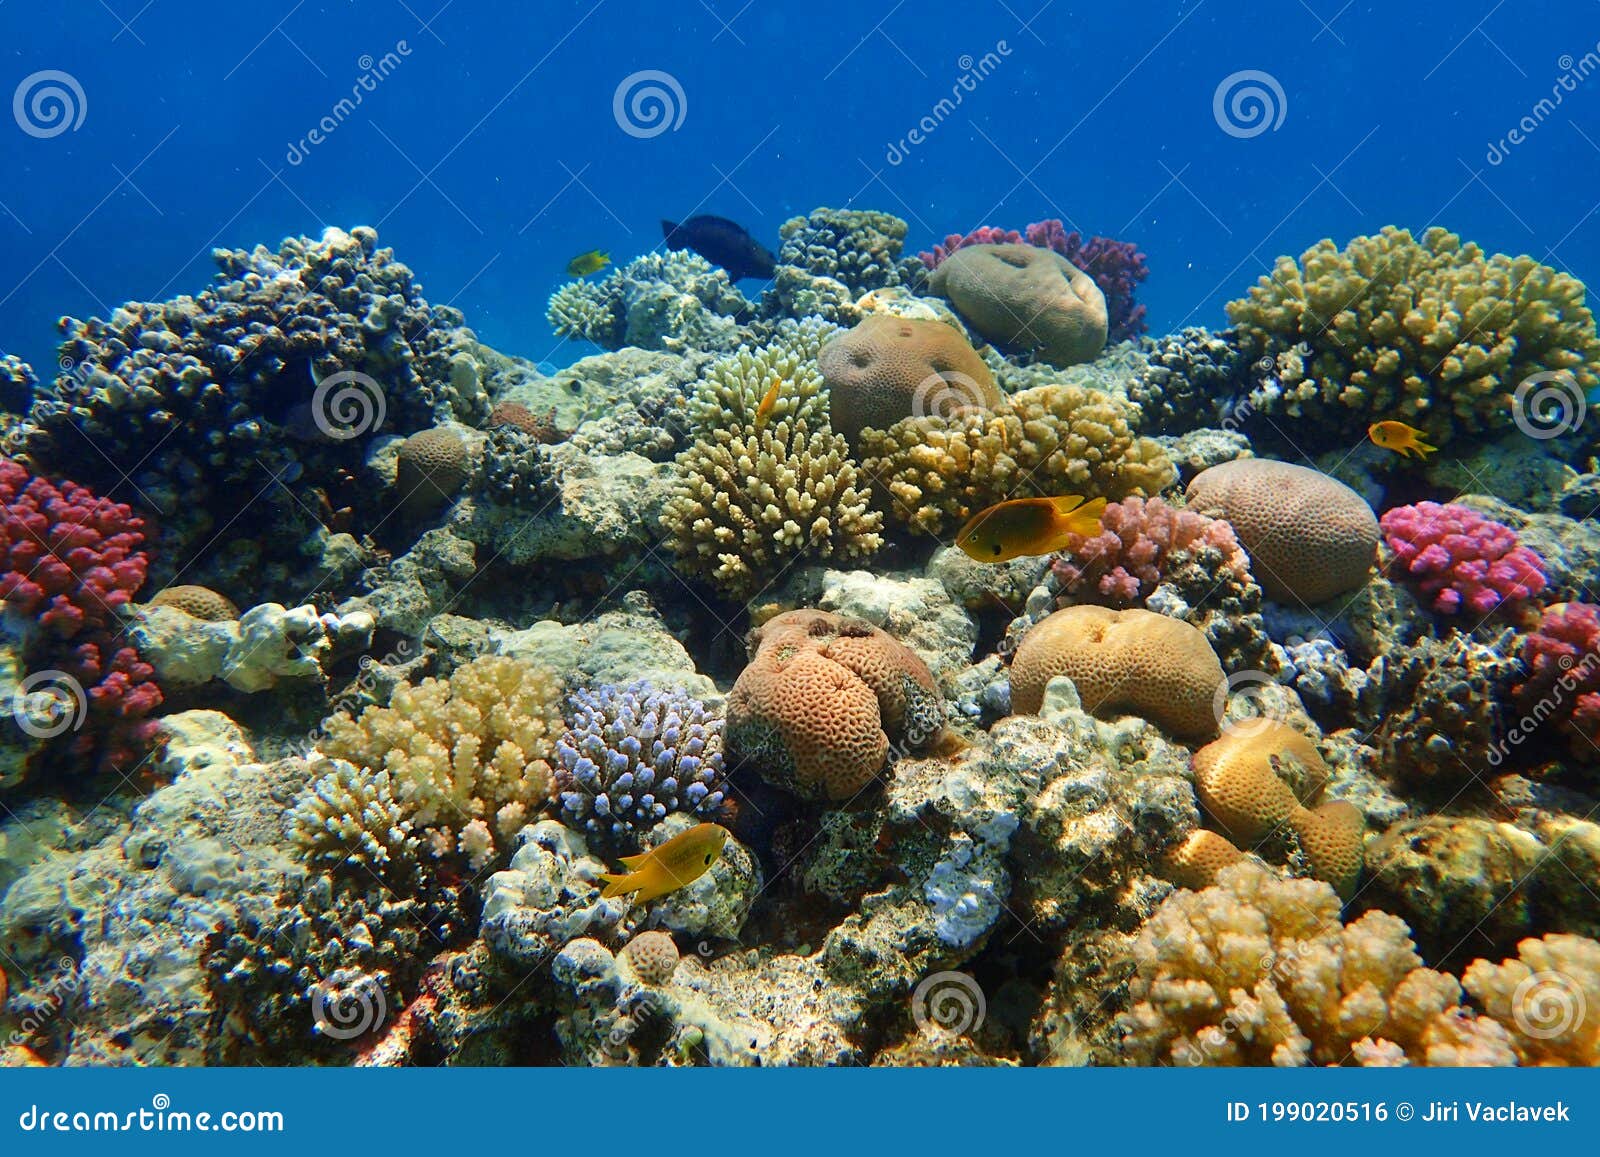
<box><xmin>1380</xmin><ymin>501</ymin><xmax>1547</xmax><ymax>614</ymax></box>
<box><xmin>548</xmin><ymin>251</ymin><xmax>752</xmax><ymax>352</ymax></box>
<box><xmin>930</xmin><ymin>244</ymin><xmax>1107</xmax><ymax>366</ymax></box>
<box><xmin>1048</xmin><ymin>496</ymin><xmax>1249</xmax><ymax>607</ymax></box>
<box><xmin>772</xmin><ymin>208</ymin><xmax>911</xmax><ymax>296</ymax></box>
<box><xmin>1463</xmin><ymin>934</ymin><xmax>1600</xmax><ymax>1065</ymax></box>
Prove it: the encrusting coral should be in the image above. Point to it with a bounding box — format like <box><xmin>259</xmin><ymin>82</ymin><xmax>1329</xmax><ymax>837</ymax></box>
<box><xmin>661</xmin><ymin>328</ymin><xmax>882</xmax><ymax>598</ymax></box>
<box><xmin>1227</xmin><ymin>226</ymin><xmax>1600</xmax><ymax>446</ymax></box>
<box><xmin>859</xmin><ymin>383</ymin><xmax>1174</xmax><ymax>537</ymax></box>
<box><xmin>311</xmin><ymin>655</ymin><xmax>562</xmax><ymax>869</ymax></box>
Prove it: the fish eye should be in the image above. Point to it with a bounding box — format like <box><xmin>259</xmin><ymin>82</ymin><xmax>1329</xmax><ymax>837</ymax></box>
<box><xmin>704</xmin><ymin>854</ymin><xmax>713</xmax><ymax>865</ymax></box>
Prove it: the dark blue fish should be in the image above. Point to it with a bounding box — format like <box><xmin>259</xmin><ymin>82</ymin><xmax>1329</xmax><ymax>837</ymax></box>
<box><xmin>661</xmin><ymin>215</ymin><xmax>776</xmax><ymax>281</ymax></box>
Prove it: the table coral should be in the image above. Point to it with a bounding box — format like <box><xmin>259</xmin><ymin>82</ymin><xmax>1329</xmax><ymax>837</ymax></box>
<box><xmin>859</xmin><ymin>383</ymin><xmax>1174</xmax><ymax>537</ymax></box>
<box><xmin>726</xmin><ymin>609</ymin><xmax>943</xmax><ymax>800</ymax></box>
<box><xmin>1227</xmin><ymin>226</ymin><xmax>1600</xmax><ymax>446</ymax></box>
<box><xmin>1380</xmin><ymin>501</ymin><xmax>1547</xmax><ymax>614</ymax></box>
<box><xmin>1118</xmin><ymin>863</ymin><xmax>1517</xmax><ymax>1066</ymax></box>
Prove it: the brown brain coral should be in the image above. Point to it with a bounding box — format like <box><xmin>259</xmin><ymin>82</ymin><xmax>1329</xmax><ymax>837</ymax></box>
<box><xmin>1009</xmin><ymin>605</ymin><xmax>1223</xmax><ymax>741</ymax></box>
<box><xmin>147</xmin><ymin>584</ymin><xmax>239</xmax><ymax>621</ymax></box>
<box><xmin>817</xmin><ymin>315</ymin><xmax>997</xmax><ymax>452</ymax></box>
<box><xmin>1118</xmin><ymin>862</ymin><xmax>1517</xmax><ymax>1067</ymax></box>
<box><xmin>725</xmin><ymin>609</ymin><xmax>943</xmax><ymax>800</ymax></box>
<box><xmin>859</xmin><ymin>382</ymin><xmax>1174</xmax><ymax>536</ymax></box>
<box><xmin>1185</xmin><ymin>458</ymin><xmax>1378</xmax><ymax>605</ymax></box>
<box><xmin>621</xmin><ymin>930</ymin><xmax>681</xmax><ymax>985</ymax></box>
<box><xmin>929</xmin><ymin>243</ymin><xmax>1108</xmax><ymax>366</ymax></box>
<box><xmin>1158</xmin><ymin>829</ymin><xmax>1246</xmax><ymax>891</ymax></box>
<box><xmin>396</xmin><ymin>426</ymin><xmax>470</xmax><ymax>513</ymax></box>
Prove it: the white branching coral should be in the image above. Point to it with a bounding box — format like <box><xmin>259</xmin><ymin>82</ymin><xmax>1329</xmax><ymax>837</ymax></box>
<box><xmin>1463</xmin><ymin>934</ymin><xmax>1600</xmax><ymax>1066</ymax></box>
<box><xmin>286</xmin><ymin>760</ymin><xmax>422</xmax><ymax>882</ymax></box>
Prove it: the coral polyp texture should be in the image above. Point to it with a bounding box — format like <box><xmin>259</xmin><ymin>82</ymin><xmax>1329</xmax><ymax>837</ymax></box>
<box><xmin>726</xmin><ymin>609</ymin><xmax>943</xmax><ymax>800</ymax></box>
<box><xmin>1227</xmin><ymin>226</ymin><xmax>1600</xmax><ymax>446</ymax></box>
<box><xmin>552</xmin><ymin>682</ymin><xmax>728</xmax><ymax>849</ymax></box>
<box><xmin>1380</xmin><ymin>501</ymin><xmax>1547</xmax><ymax>614</ymax></box>
<box><xmin>547</xmin><ymin>250</ymin><xmax>752</xmax><ymax>352</ymax></box>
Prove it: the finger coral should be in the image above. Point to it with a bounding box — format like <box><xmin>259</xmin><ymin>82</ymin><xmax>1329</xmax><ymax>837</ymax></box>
<box><xmin>772</xmin><ymin>208</ymin><xmax>911</xmax><ymax>296</ymax></box>
<box><xmin>661</xmin><ymin>331</ymin><xmax>883</xmax><ymax>599</ymax></box>
<box><xmin>1380</xmin><ymin>501</ymin><xmax>1547</xmax><ymax>614</ymax></box>
<box><xmin>1226</xmin><ymin>226</ymin><xmax>1600</xmax><ymax>446</ymax></box>
<box><xmin>858</xmin><ymin>383</ymin><xmax>1173</xmax><ymax>537</ymax></box>
<box><xmin>726</xmin><ymin>609</ymin><xmax>943</xmax><ymax>800</ymax></box>
<box><xmin>315</xmin><ymin>655</ymin><xmax>561</xmax><ymax>869</ymax></box>
<box><xmin>1119</xmin><ymin>863</ymin><xmax>1517</xmax><ymax>1066</ymax></box>
<box><xmin>1462</xmin><ymin>933</ymin><xmax>1600</xmax><ymax>1065</ymax></box>
<box><xmin>1513</xmin><ymin>602</ymin><xmax>1600</xmax><ymax>759</ymax></box>
<box><xmin>552</xmin><ymin>682</ymin><xmax>729</xmax><ymax>850</ymax></box>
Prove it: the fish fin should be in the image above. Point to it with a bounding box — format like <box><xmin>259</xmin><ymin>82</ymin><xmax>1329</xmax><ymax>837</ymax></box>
<box><xmin>618</xmin><ymin>851</ymin><xmax>652</xmax><ymax>870</ymax></box>
<box><xmin>599</xmin><ymin>872</ymin><xmax>638</xmax><ymax>899</ymax></box>
<box><xmin>661</xmin><ymin>220</ymin><xmax>683</xmax><ymax>248</ymax></box>
<box><xmin>1054</xmin><ymin>494</ymin><xmax>1106</xmax><ymax>529</ymax></box>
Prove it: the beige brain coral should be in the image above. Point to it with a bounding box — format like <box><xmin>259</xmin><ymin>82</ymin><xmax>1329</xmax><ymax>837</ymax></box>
<box><xmin>1228</xmin><ymin>226</ymin><xmax>1600</xmax><ymax>445</ymax></box>
<box><xmin>859</xmin><ymin>383</ymin><xmax>1174</xmax><ymax>536</ymax></box>
<box><xmin>622</xmin><ymin>930</ymin><xmax>681</xmax><ymax>986</ymax></box>
<box><xmin>662</xmin><ymin>331</ymin><xmax>882</xmax><ymax>598</ymax></box>
<box><xmin>1159</xmin><ymin>829</ymin><xmax>1246</xmax><ymax>891</ymax></box>
<box><xmin>315</xmin><ymin>654</ymin><xmax>560</xmax><ymax>868</ymax></box>
<box><xmin>725</xmin><ymin>608</ymin><xmax>943</xmax><ymax>800</ymax></box>
<box><xmin>817</xmin><ymin>315</ymin><xmax>997</xmax><ymax>452</ymax></box>
<box><xmin>396</xmin><ymin>426</ymin><xmax>470</xmax><ymax>513</ymax></box>
<box><xmin>1010</xmin><ymin>605</ymin><xmax>1222</xmax><ymax>741</ymax></box>
<box><xmin>929</xmin><ymin>243</ymin><xmax>1108</xmax><ymax>366</ymax></box>
<box><xmin>1119</xmin><ymin>863</ymin><xmax>1517</xmax><ymax>1066</ymax></box>
<box><xmin>147</xmin><ymin>584</ymin><xmax>238</xmax><ymax>621</ymax></box>
<box><xmin>1186</xmin><ymin>458</ymin><xmax>1378</xmax><ymax>605</ymax></box>
<box><xmin>1463</xmin><ymin>934</ymin><xmax>1600</xmax><ymax>1065</ymax></box>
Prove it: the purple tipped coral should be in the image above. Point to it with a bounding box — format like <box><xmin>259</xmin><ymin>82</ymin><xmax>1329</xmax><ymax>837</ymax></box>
<box><xmin>553</xmin><ymin>682</ymin><xmax>728</xmax><ymax>848</ymax></box>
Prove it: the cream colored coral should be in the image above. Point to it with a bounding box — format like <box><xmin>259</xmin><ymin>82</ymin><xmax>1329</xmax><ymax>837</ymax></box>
<box><xmin>317</xmin><ymin>655</ymin><xmax>559</xmax><ymax>869</ymax></box>
<box><xmin>287</xmin><ymin>758</ymin><xmax>421</xmax><ymax>879</ymax></box>
<box><xmin>858</xmin><ymin>383</ymin><xmax>1173</xmax><ymax>536</ymax></box>
<box><xmin>1119</xmin><ymin>863</ymin><xmax>1516</xmax><ymax>1066</ymax></box>
<box><xmin>663</xmin><ymin>331</ymin><xmax>882</xmax><ymax>598</ymax></box>
<box><xmin>1463</xmin><ymin>934</ymin><xmax>1600</xmax><ymax>1065</ymax></box>
<box><xmin>1228</xmin><ymin>226</ymin><xmax>1600</xmax><ymax>444</ymax></box>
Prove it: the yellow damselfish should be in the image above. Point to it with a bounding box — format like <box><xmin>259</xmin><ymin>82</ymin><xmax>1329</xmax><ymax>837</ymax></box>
<box><xmin>1368</xmin><ymin>420</ymin><xmax>1436</xmax><ymax>459</ymax></box>
<box><xmin>754</xmin><ymin>377</ymin><xmax>782</xmax><ymax>431</ymax></box>
<box><xmin>956</xmin><ymin>494</ymin><xmax>1108</xmax><ymax>563</ymax></box>
<box><xmin>566</xmin><ymin>249</ymin><xmax>611</xmax><ymax>277</ymax></box>
<box><xmin>600</xmin><ymin>822</ymin><xmax>729</xmax><ymax>903</ymax></box>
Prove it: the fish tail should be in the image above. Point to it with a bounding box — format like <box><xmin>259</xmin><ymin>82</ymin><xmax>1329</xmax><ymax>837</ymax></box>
<box><xmin>599</xmin><ymin>872</ymin><xmax>638</xmax><ymax>899</ymax></box>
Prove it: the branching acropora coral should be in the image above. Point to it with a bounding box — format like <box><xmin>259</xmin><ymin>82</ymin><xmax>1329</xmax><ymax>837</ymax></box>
<box><xmin>662</xmin><ymin>330</ymin><xmax>883</xmax><ymax>598</ymax></box>
<box><xmin>314</xmin><ymin>655</ymin><xmax>562</xmax><ymax>869</ymax></box>
<box><xmin>858</xmin><ymin>383</ymin><xmax>1173</xmax><ymax>537</ymax></box>
<box><xmin>1227</xmin><ymin>226</ymin><xmax>1600</xmax><ymax>445</ymax></box>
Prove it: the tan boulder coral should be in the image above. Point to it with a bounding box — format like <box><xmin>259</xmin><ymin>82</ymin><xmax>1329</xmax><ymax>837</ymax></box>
<box><xmin>929</xmin><ymin>243</ymin><xmax>1108</xmax><ymax>366</ymax></box>
<box><xmin>621</xmin><ymin>930</ymin><xmax>681</xmax><ymax>986</ymax></box>
<box><xmin>818</xmin><ymin>315</ymin><xmax>997</xmax><ymax>452</ymax></box>
<box><xmin>1118</xmin><ymin>863</ymin><xmax>1517</xmax><ymax>1066</ymax></box>
<box><xmin>147</xmin><ymin>584</ymin><xmax>239</xmax><ymax>621</ymax></box>
<box><xmin>1186</xmin><ymin>458</ymin><xmax>1378</xmax><ymax>605</ymax></box>
<box><xmin>860</xmin><ymin>383</ymin><xmax>1173</xmax><ymax>536</ymax></box>
<box><xmin>1010</xmin><ymin>606</ymin><xmax>1223</xmax><ymax>741</ymax></box>
<box><xmin>1158</xmin><ymin>829</ymin><xmax>1246</xmax><ymax>891</ymax></box>
<box><xmin>726</xmin><ymin>609</ymin><xmax>943</xmax><ymax>800</ymax></box>
<box><xmin>1463</xmin><ymin>933</ymin><xmax>1600</xmax><ymax>1065</ymax></box>
<box><xmin>396</xmin><ymin>426</ymin><xmax>470</xmax><ymax>514</ymax></box>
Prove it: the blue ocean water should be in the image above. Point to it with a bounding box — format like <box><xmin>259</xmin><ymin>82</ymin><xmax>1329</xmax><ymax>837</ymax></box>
<box><xmin>2</xmin><ymin>1</ymin><xmax>1596</xmax><ymax>376</ymax></box>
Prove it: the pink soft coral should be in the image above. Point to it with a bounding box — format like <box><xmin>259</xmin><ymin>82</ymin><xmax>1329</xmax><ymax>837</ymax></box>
<box><xmin>1380</xmin><ymin>502</ymin><xmax>1546</xmax><ymax>615</ymax></box>
<box><xmin>1050</xmin><ymin>496</ymin><xmax>1249</xmax><ymax>606</ymax></box>
<box><xmin>1515</xmin><ymin>602</ymin><xmax>1600</xmax><ymax>756</ymax></box>
<box><xmin>917</xmin><ymin>225</ymin><xmax>1023</xmax><ymax>269</ymax></box>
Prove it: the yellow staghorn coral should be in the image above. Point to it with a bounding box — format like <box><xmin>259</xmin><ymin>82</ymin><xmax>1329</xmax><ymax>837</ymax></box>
<box><xmin>1462</xmin><ymin>934</ymin><xmax>1600</xmax><ymax>1065</ymax></box>
<box><xmin>1118</xmin><ymin>863</ymin><xmax>1517</xmax><ymax>1067</ymax></box>
<box><xmin>316</xmin><ymin>655</ymin><xmax>560</xmax><ymax>869</ymax></box>
<box><xmin>663</xmin><ymin>328</ymin><xmax>883</xmax><ymax>599</ymax></box>
<box><xmin>857</xmin><ymin>382</ymin><xmax>1173</xmax><ymax>536</ymax></box>
<box><xmin>1227</xmin><ymin>226</ymin><xmax>1600</xmax><ymax>444</ymax></box>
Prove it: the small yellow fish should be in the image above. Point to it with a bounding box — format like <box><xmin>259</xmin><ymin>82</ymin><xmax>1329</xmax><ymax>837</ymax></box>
<box><xmin>1368</xmin><ymin>420</ymin><xmax>1436</xmax><ymax>459</ymax></box>
<box><xmin>956</xmin><ymin>494</ymin><xmax>1108</xmax><ymax>563</ymax></box>
<box><xmin>600</xmin><ymin>822</ymin><xmax>729</xmax><ymax>903</ymax></box>
<box><xmin>566</xmin><ymin>249</ymin><xmax>611</xmax><ymax>277</ymax></box>
<box><xmin>754</xmin><ymin>377</ymin><xmax>782</xmax><ymax>431</ymax></box>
